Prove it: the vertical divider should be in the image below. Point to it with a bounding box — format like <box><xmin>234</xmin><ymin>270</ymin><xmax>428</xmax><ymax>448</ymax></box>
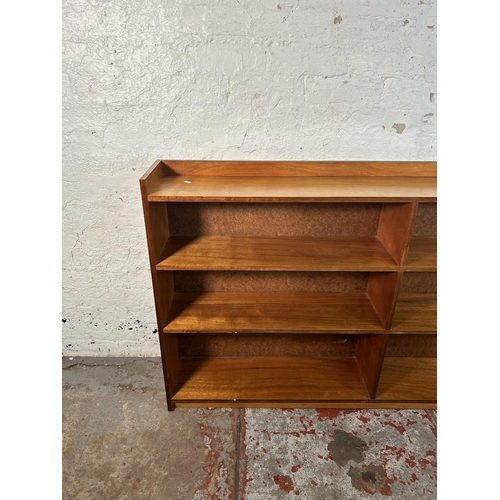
<box><xmin>140</xmin><ymin>162</ymin><xmax>179</xmax><ymax>410</ymax></box>
<box><xmin>377</xmin><ymin>202</ymin><xmax>418</xmax><ymax>265</ymax></box>
<box><xmin>356</xmin><ymin>334</ymin><xmax>389</xmax><ymax>399</ymax></box>
<box><xmin>367</xmin><ymin>272</ymin><xmax>402</xmax><ymax>329</ymax></box>
<box><xmin>369</xmin><ymin>202</ymin><xmax>419</xmax><ymax>329</ymax></box>
<box><xmin>362</xmin><ymin>202</ymin><xmax>420</xmax><ymax>399</ymax></box>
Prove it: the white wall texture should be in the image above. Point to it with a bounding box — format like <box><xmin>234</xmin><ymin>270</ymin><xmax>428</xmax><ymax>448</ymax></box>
<box><xmin>62</xmin><ymin>0</ymin><xmax>437</xmax><ymax>356</ymax></box>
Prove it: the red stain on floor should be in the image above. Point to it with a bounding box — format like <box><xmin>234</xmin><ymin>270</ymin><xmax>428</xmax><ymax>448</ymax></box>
<box><xmin>379</xmin><ymin>468</ymin><xmax>396</xmax><ymax>497</ymax></box>
<box><xmin>378</xmin><ymin>481</ymin><xmax>393</xmax><ymax>496</ymax></box>
<box><xmin>192</xmin><ymin>410</ymin><xmax>236</xmax><ymax>500</ymax></box>
<box><xmin>273</xmin><ymin>474</ymin><xmax>294</xmax><ymax>493</ymax></box>
<box><xmin>300</xmin><ymin>429</ymin><xmax>316</xmax><ymax>435</ymax></box>
<box><xmin>315</xmin><ymin>409</ymin><xmax>356</xmax><ymax>421</ymax></box>
<box><xmin>299</xmin><ymin>415</ymin><xmax>317</xmax><ymax>435</ymax></box>
<box><xmin>241</xmin><ymin>409</ymin><xmax>436</xmax><ymax>498</ymax></box>
<box><xmin>418</xmin><ymin>458</ymin><xmax>437</xmax><ymax>470</ymax></box>
<box><xmin>383</xmin><ymin>445</ymin><xmax>406</xmax><ymax>461</ymax></box>
<box><xmin>383</xmin><ymin>421</ymin><xmax>406</xmax><ymax>435</ymax></box>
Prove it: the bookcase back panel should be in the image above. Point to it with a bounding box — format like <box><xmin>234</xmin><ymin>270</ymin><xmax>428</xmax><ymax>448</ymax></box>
<box><xmin>386</xmin><ymin>334</ymin><xmax>437</xmax><ymax>357</ymax></box>
<box><xmin>400</xmin><ymin>272</ymin><xmax>437</xmax><ymax>294</ymax></box>
<box><xmin>412</xmin><ymin>203</ymin><xmax>437</xmax><ymax>237</ymax></box>
<box><xmin>179</xmin><ymin>333</ymin><xmax>358</xmax><ymax>358</ymax></box>
<box><xmin>173</xmin><ymin>271</ymin><xmax>369</xmax><ymax>293</ymax></box>
<box><xmin>167</xmin><ymin>202</ymin><xmax>382</xmax><ymax>237</ymax></box>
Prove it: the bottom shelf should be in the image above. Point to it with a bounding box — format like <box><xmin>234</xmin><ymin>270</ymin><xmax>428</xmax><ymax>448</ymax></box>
<box><xmin>377</xmin><ymin>357</ymin><xmax>436</xmax><ymax>402</ymax></box>
<box><xmin>171</xmin><ymin>356</ymin><xmax>436</xmax><ymax>409</ymax></box>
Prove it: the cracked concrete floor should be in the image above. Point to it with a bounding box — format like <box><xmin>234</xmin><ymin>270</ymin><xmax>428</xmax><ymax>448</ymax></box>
<box><xmin>63</xmin><ymin>357</ymin><xmax>437</xmax><ymax>499</ymax></box>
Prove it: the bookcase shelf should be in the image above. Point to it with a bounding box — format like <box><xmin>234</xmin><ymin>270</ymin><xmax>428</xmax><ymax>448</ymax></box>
<box><xmin>405</xmin><ymin>237</ymin><xmax>437</xmax><ymax>271</ymax></box>
<box><xmin>164</xmin><ymin>292</ymin><xmax>385</xmax><ymax>334</ymax></box>
<box><xmin>140</xmin><ymin>160</ymin><xmax>437</xmax><ymax>410</ymax></box>
<box><xmin>172</xmin><ymin>357</ymin><xmax>370</xmax><ymax>406</ymax></box>
<box><xmin>391</xmin><ymin>294</ymin><xmax>437</xmax><ymax>333</ymax></box>
<box><xmin>157</xmin><ymin>236</ymin><xmax>398</xmax><ymax>271</ymax></box>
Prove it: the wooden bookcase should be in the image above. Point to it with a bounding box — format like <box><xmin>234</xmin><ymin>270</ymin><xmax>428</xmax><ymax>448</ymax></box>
<box><xmin>140</xmin><ymin>161</ymin><xmax>437</xmax><ymax>411</ymax></box>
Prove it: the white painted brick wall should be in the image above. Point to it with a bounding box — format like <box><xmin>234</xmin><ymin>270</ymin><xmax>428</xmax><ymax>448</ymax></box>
<box><xmin>62</xmin><ymin>0</ymin><xmax>436</xmax><ymax>356</ymax></box>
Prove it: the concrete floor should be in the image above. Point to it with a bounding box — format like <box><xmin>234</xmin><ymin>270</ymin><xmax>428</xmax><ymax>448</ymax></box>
<box><xmin>62</xmin><ymin>357</ymin><xmax>437</xmax><ymax>499</ymax></box>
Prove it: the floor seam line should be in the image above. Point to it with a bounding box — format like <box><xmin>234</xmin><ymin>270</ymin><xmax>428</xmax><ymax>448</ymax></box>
<box><xmin>234</xmin><ymin>408</ymin><xmax>242</xmax><ymax>500</ymax></box>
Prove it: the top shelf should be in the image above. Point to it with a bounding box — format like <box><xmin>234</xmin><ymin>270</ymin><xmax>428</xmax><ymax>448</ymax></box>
<box><xmin>141</xmin><ymin>161</ymin><xmax>437</xmax><ymax>203</ymax></box>
<box><xmin>147</xmin><ymin>176</ymin><xmax>437</xmax><ymax>203</ymax></box>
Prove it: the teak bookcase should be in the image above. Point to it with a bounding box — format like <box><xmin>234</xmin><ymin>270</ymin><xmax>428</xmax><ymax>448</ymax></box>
<box><xmin>140</xmin><ymin>161</ymin><xmax>437</xmax><ymax>411</ymax></box>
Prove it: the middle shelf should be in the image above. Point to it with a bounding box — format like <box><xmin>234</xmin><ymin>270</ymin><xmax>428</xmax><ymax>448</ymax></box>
<box><xmin>163</xmin><ymin>292</ymin><xmax>436</xmax><ymax>334</ymax></box>
<box><xmin>157</xmin><ymin>235</ymin><xmax>436</xmax><ymax>272</ymax></box>
<box><xmin>157</xmin><ymin>200</ymin><xmax>436</xmax><ymax>336</ymax></box>
<box><xmin>157</xmin><ymin>235</ymin><xmax>397</xmax><ymax>271</ymax></box>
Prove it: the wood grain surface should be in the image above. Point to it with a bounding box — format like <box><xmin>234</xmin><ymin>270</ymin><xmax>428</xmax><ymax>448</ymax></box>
<box><xmin>164</xmin><ymin>292</ymin><xmax>385</xmax><ymax>333</ymax></box>
<box><xmin>376</xmin><ymin>357</ymin><xmax>437</xmax><ymax>401</ymax></box>
<box><xmin>356</xmin><ymin>334</ymin><xmax>389</xmax><ymax>399</ymax></box>
<box><xmin>173</xmin><ymin>401</ymin><xmax>437</xmax><ymax>409</ymax></box>
<box><xmin>140</xmin><ymin>160</ymin><xmax>437</xmax><ymax>410</ymax></box>
<box><xmin>172</xmin><ymin>357</ymin><xmax>370</xmax><ymax>402</ymax></box>
<box><xmin>391</xmin><ymin>294</ymin><xmax>437</xmax><ymax>333</ymax></box>
<box><xmin>157</xmin><ymin>236</ymin><xmax>398</xmax><ymax>271</ymax></box>
<box><xmin>161</xmin><ymin>160</ymin><xmax>437</xmax><ymax>177</ymax></box>
<box><xmin>140</xmin><ymin>165</ymin><xmax>178</xmax><ymax>409</ymax></box>
<box><xmin>377</xmin><ymin>202</ymin><xmax>418</xmax><ymax>265</ymax></box>
<box><xmin>367</xmin><ymin>272</ymin><xmax>402</xmax><ymax>329</ymax></box>
<box><xmin>405</xmin><ymin>237</ymin><xmax>437</xmax><ymax>271</ymax></box>
<box><xmin>148</xmin><ymin>176</ymin><xmax>437</xmax><ymax>202</ymax></box>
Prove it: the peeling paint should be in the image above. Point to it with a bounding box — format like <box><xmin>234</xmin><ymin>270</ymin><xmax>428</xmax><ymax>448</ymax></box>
<box><xmin>391</xmin><ymin>123</ymin><xmax>406</xmax><ymax>134</ymax></box>
<box><xmin>193</xmin><ymin>408</ymin><xmax>237</xmax><ymax>499</ymax></box>
<box><xmin>240</xmin><ymin>408</ymin><xmax>437</xmax><ymax>498</ymax></box>
<box><xmin>273</xmin><ymin>474</ymin><xmax>294</xmax><ymax>492</ymax></box>
<box><xmin>62</xmin><ymin>0</ymin><xmax>437</xmax><ymax>357</ymax></box>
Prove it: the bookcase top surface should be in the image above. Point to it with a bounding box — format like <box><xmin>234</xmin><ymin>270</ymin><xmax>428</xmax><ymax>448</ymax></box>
<box><xmin>149</xmin><ymin>176</ymin><xmax>436</xmax><ymax>202</ymax></box>
<box><xmin>141</xmin><ymin>161</ymin><xmax>436</xmax><ymax>203</ymax></box>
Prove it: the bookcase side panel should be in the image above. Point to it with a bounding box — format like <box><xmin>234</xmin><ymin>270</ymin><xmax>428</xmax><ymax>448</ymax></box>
<box><xmin>141</xmin><ymin>174</ymin><xmax>179</xmax><ymax>409</ymax></box>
